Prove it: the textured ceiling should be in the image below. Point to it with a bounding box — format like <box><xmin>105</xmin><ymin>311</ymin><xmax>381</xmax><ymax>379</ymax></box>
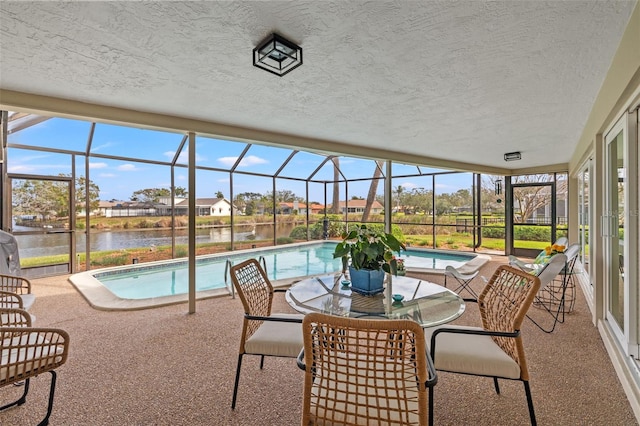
<box><xmin>0</xmin><ymin>1</ymin><xmax>636</xmax><ymax>171</ymax></box>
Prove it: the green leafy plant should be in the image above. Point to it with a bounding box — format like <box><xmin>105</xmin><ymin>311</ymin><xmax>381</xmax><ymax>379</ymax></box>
<box><xmin>333</xmin><ymin>224</ymin><xmax>405</xmax><ymax>273</ymax></box>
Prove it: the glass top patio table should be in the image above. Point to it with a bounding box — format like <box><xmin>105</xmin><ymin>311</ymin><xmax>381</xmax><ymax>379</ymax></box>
<box><xmin>285</xmin><ymin>273</ymin><xmax>465</xmax><ymax>328</ymax></box>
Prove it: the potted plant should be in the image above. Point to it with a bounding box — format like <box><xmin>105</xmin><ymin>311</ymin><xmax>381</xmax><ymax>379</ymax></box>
<box><xmin>333</xmin><ymin>224</ymin><xmax>406</xmax><ymax>295</ymax></box>
<box><xmin>394</xmin><ymin>257</ymin><xmax>406</xmax><ymax>276</ymax></box>
<box><xmin>534</xmin><ymin>243</ymin><xmax>566</xmax><ymax>265</ymax></box>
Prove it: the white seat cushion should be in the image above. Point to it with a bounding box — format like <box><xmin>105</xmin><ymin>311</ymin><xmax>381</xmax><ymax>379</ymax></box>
<box><xmin>1</xmin><ymin>333</ymin><xmax>64</xmax><ymax>382</ymax></box>
<box><xmin>244</xmin><ymin>313</ymin><xmax>304</xmax><ymax>357</ymax></box>
<box><xmin>425</xmin><ymin>325</ymin><xmax>521</xmax><ymax>379</ymax></box>
<box><xmin>0</xmin><ymin>293</ymin><xmax>34</xmax><ymax>311</ymax></box>
<box><xmin>20</xmin><ymin>294</ymin><xmax>35</xmax><ymax>311</ymax></box>
<box><xmin>2</xmin><ymin>331</ymin><xmax>46</xmax><ymax>351</ymax></box>
<box><xmin>1</xmin><ymin>310</ymin><xmax>36</xmax><ymax>325</ymax></box>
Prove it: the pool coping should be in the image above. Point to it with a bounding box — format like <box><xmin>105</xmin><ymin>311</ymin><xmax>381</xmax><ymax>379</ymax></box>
<box><xmin>68</xmin><ymin>241</ymin><xmax>332</xmax><ymax>311</ymax></box>
<box><xmin>402</xmin><ymin>247</ymin><xmax>491</xmax><ymax>275</ymax></box>
<box><xmin>68</xmin><ymin>242</ymin><xmax>491</xmax><ymax>311</ymax></box>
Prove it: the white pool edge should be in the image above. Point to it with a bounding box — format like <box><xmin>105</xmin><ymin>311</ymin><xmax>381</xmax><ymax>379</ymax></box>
<box><xmin>402</xmin><ymin>248</ymin><xmax>492</xmax><ymax>275</ymax></box>
<box><xmin>68</xmin><ymin>241</ymin><xmax>330</xmax><ymax>311</ymax></box>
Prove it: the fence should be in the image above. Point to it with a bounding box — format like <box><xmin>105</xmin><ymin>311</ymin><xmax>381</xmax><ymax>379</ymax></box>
<box><xmin>456</xmin><ymin>217</ymin><xmax>567</xmax><ymax>233</ymax></box>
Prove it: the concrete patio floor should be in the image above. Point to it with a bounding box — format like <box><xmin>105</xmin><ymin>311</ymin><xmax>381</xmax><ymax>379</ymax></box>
<box><xmin>1</xmin><ymin>256</ymin><xmax>637</xmax><ymax>425</ymax></box>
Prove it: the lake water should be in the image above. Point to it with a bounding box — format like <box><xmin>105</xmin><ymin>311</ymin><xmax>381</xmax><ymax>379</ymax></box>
<box><xmin>14</xmin><ymin>223</ymin><xmax>296</xmax><ymax>258</ymax></box>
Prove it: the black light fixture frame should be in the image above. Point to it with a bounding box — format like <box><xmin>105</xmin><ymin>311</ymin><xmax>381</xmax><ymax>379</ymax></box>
<box><xmin>253</xmin><ymin>33</ymin><xmax>303</xmax><ymax>77</ymax></box>
<box><xmin>504</xmin><ymin>151</ymin><xmax>522</xmax><ymax>162</ymax></box>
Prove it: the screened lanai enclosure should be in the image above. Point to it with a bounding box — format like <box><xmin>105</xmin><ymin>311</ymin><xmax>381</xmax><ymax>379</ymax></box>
<box><xmin>1</xmin><ymin>111</ymin><xmax>569</xmax><ymax>278</ymax></box>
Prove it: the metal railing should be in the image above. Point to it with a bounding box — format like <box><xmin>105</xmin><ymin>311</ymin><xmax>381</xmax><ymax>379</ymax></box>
<box><xmin>258</xmin><ymin>256</ymin><xmax>268</xmax><ymax>275</ymax></box>
<box><xmin>224</xmin><ymin>259</ymin><xmax>235</xmax><ymax>299</ymax></box>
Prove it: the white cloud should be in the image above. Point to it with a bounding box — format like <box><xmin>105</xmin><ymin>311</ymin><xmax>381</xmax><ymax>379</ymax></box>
<box><xmin>91</xmin><ymin>142</ymin><xmax>113</xmax><ymax>152</ymax></box>
<box><xmin>117</xmin><ymin>164</ymin><xmax>138</xmax><ymax>171</ymax></box>
<box><xmin>99</xmin><ymin>173</ymin><xmax>117</xmax><ymax>178</ymax></box>
<box><xmin>177</xmin><ymin>175</ymin><xmax>186</xmax><ymax>181</ymax></box>
<box><xmin>7</xmin><ymin>164</ymin><xmax>35</xmax><ymax>173</ymax></box>
<box><xmin>89</xmin><ymin>162</ymin><xmax>108</xmax><ymax>169</ymax></box>
<box><xmin>7</xmin><ymin>163</ymin><xmax>67</xmax><ymax>173</ymax></box>
<box><xmin>167</xmin><ymin>150</ymin><xmax>206</xmax><ymax>164</ymax></box>
<box><xmin>401</xmin><ymin>182</ymin><xmax>418</xmax><ymax>189</ymax></box>
<box><xmin>13</xmin><ymin>154</ymin><xmax>49</xmax><ymax>162</ymax></box>
<box><xmin>218</xmin><ymin>155</ymin><xmax>268</xmax><ymax>167</ymax></box>
<box><xmin>217</xmin><ymin>156</ymin><xmax>237</xmax><ymax>167</ymax></box>
<box><xmin>217</xmin><ymin>178</ymin><xmax>230</xmax><ymax>183</ymax></box>
<box><xmin>435</xmin><ymin>183</ymin><xmax>453</xmax><ymax>190</ymax></box>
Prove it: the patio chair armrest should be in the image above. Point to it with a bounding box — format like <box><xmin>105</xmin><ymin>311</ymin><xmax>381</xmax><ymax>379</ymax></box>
<box><xmin>0</xmin><ymin>327</ymin><xmax>70</xmax><ymax>385</ymax></box>
<box><xmin>244</xmin><ymin>314</ymin><xmax>303</xmax><ymax>323</ymax></box>
<box><xmin>0</xmin><ymin>291</ymin><xmax>23</xmax><ymax>309</ymax></box>
<box><xmin>425</xmin><ymin>349</ymin><xmax>438</xmax><ymax>388</ymax></box>
<box><xmin>508</xmin><ymin>256</ymin><xmax>534</xmax><ymax>273</ymax></box>
<box><xmin>0</xmin><ymin>308</ymin><xmax>32</xmax><ymax>327</ymax></box>
<box><xmin>296</xmin><ymin>349</ymin><xmax>306</xmax><ymax>371</ymax></box>
<box><xmin>0</xmin><ymin>274</ymin><xmax>31</xmax><ymax>295</ymax></box>
<box><xmin>430</xmin><ymin>327</ymin><xmax>520</xmax><ymax>358</ymax></box>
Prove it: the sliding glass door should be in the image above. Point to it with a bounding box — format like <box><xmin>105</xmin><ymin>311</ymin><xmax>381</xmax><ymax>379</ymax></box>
<box><xmin>577</xmin><ymin>161</ymin><xmax>591</xmax><ymax>278</ymax></box>
<box><xmin>604</xmin><ymin>114</ymin><xmax>638</xmax><ymax>358</ymax></box>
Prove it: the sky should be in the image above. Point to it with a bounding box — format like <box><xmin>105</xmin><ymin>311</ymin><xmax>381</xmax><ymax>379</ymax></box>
<box><xmin>7</xmin><ymin>115</ymin><xmax>477</xmax><ymax>203</ymax></box>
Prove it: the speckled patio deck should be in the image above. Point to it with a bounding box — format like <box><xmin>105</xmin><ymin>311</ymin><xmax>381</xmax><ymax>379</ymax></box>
<box><xmin>1</xmin><ymin>256</ymin><xmax>637</xmax><ymax>425</ymax></box>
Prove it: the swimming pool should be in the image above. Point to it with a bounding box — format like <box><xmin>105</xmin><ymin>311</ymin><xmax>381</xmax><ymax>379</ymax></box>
<box><xmin>69</xmin><ymin>241</ymin><xmax>489</xmax><ymax>310</ymax></box>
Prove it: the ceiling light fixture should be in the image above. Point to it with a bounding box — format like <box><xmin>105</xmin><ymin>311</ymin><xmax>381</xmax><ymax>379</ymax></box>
<box><xmin>253</xmin><ymin>33</ymin><xmax>303</xmax><ymax>77</ymax></box>
<box><xmin>504</xmin><ymin>151</ymin><xmax>522</xmax><ymax>162</ymax></box>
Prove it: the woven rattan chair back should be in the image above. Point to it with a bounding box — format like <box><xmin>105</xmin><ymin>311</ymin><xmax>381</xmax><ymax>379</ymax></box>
<box><xmin>0</xmin><ymin>274</ymin><xmax>31</xmax><ymax>296</ymax></box>
<box><xmin>301</xmin><ymin>313</ymin><xmax>436</xmax><ymax>426</ymax></box>
<box><xmin>478</xmin><ymin>265</ymin><xmax>540</xmax><ymax>381</ymax></box>
<box><xmin>0</xmin><ymin>307</ymin><xmax>69</xmax><ymax>425</ymax></box>
<box><xmin>0</xmin><ymin>307</ymin><xmax>32</xmax><ymax>327</ymax></box>
<box><xmin>230</xmin><ymin>259</ymin><xmax>275</xmax><ymax>349</ymax></box>
<box><xmin>0</xmin><ymin>274</ymin><xmax>34</xmax><ymax>311</ymax></box>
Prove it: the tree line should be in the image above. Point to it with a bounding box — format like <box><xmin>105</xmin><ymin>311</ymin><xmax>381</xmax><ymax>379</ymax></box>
<box><xmin>11</xmin><ymin>172</ymin><xmax>563</xmax><ymax>224</ymax></box>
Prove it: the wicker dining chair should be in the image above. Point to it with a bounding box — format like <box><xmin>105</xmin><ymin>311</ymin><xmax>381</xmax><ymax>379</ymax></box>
<box><xmin>427</xmin><ymin>265</ymin><xmax>540</xmax><ymax>425</ymax></box>
<box><xmin>229</xmin><ymin>258</ymin><xmax>304</xmax><ymax>410</ymax></box>
<box><xmin>1</xmin><ymin>308</ymin><xmax>70</xmax><ymax>426</ymax></box>
<box><xmin>298</xmin><ymin>313</ymin><xmax>438</xmax><ymax>426</ymax></box>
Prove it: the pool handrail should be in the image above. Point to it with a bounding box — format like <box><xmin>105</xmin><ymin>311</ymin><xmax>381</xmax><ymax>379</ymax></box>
<box><xmin>258</xmin><ymin>256</ymin><xmax>268</xmax><ymax>276</ymax></box>
<box><xmin>224</xmin><ymin>259</ymin><xmax>236</xmax><ymax>299</ymax></box>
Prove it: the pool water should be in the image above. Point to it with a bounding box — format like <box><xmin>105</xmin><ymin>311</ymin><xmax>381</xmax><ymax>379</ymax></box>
<box><xmin>399</xmin><ymin>249</ymin><xmax>475</xmax><ymax>270</ymax></box>
<box><xmin>95</xmin><ymin>242</ymin><xmax>475</xmax><ymax>300</ymax></box>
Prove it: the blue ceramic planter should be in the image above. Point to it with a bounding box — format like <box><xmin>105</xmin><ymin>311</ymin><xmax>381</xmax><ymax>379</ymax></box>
<box><xmin>348</xmin><ymin>266</ymin><xmax>385</xmax><ymax>296</ymax></box>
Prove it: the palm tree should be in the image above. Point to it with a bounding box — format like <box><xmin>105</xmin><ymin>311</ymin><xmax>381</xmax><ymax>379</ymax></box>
<box><xmin>361</xmin><ymin>161</ymin><xmax>385</xmax><ymax>222</ymax></box>
<box><xmin>331</xmin><ymin>157</ymin><xmax>340</xmax><ymax>214</ymax></box>
<box><xmin>395</xmin><ymin>185</ymin><xmax>404</xmax><ymax>213</ymax></box>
